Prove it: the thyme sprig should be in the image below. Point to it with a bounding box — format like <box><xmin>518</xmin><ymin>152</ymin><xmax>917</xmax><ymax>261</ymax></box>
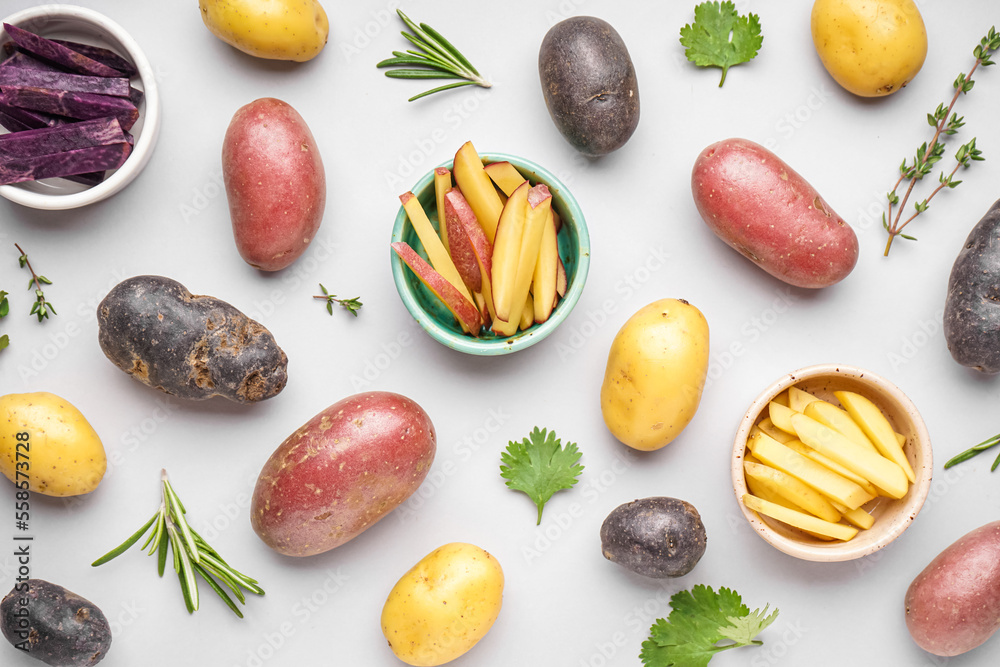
<box><xmin>15</xmin><ymin>243</ymin><xmax>56</xmax><ymax>321</ymax></box>
<box><xmin>944</xmin><ymin>432</ymin><xmax>1000</xmax><ymax>472</ymax></box>
<box><xmin>92</xmin><ymin>470</ymin><xmax>264</xmax><ymax>617</ymax></box>
<box><xmin>376</xmin><ymin>9</ymin><xmax>491</xmax><ymax>101</ymax></box>
<box><xmin>314</xmin><ymin>283</ymin><xmax>362</xmax><ymax>317</ymax></box>
<box><xmin>883</xmin><ymin>27</ymin><xmax>999</xmax><ymax>256</ymax></box>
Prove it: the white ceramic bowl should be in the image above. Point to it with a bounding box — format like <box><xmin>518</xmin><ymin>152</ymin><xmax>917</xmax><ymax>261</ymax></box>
<box><xmin>731</xmin><ymin>364</ymin><xmax>932</xmax><ymax>562</ymax></box>
<box><xmin>0</xmin><ymin>4</ymin><xmax>160</xmax><ymax>210</ymax></box>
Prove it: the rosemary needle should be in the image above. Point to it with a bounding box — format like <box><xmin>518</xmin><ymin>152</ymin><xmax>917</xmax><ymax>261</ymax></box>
<box><xmin>377</xmin><ymin>9</ymin><xmax>491</xmax><ymax>101</ymax></box>
<box><xmin>92</xmin><ymin>469</ymin><xmax>264</xmax><ymax>617</ymax></box>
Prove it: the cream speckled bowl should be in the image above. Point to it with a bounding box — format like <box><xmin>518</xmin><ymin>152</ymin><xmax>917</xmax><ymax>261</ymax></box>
<box><xmin>731</xmin><ymin>364</ymin><xmax>932</xmax><ymax>562</ymax></box>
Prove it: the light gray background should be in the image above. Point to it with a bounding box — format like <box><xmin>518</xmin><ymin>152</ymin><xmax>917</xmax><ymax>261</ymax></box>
<box><xmin>1</xmin><ymin>1</ymin><xmax>999</xmax><ymax>665</ymax></box>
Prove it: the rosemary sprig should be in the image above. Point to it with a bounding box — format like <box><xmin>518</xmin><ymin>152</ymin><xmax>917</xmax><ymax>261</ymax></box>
<box><xmin>92</xmin><ymin>470</ymin><xmax>264</xmax><ymax>617</ymax></box>
<box><xmin>15</xmin><ymin>243</ymin><xmax>56</xmax><ymax>321</ymax></box>
<box><xmin>944</xmin><ymin>432</ymin><xmax>1000</xmax><ymax>472</ymax></box>
<box><xmin>0</xmin><ymin>290</ymin><xmax>8</xmax><ymax>351</ymax></box>
<box><xmin>314</xmin><ymin>283</ymin><xmax>362</xmax><ymax>317</ymax></box>
<box><xmin>377</xmin><ymin>9</ymin><xmax>491</xmax><ymax>101</ymax></box>
<box><xmin>883</xmin><ymin>27</ymin><xmax>999</xmax><ymax>256</ymax></box>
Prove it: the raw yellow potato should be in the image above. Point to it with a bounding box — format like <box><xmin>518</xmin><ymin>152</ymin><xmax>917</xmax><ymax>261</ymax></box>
<box><xmin>0</xmin><ymin>392</ymin><xmax>106</xmax><ymax>497</ymax></box>
<box><xmin>483</xmin><ymin>161</ymin><xmax>526</xmax><ymax>197</ymax></box>
<box><xmin>791</xmin><ymin>413</ymin><xmax>908</xmax><ymax>499</ymax></box>
<box><xmin>771</xmin><ymin>390</ymin><xmax>790</xmax><ymax>407</ymax></box>
<box><xmin>835</xmin><ymin>391</ymin><xmax>916</xmax><ymax>483</ymax></box>
<box><xmin>757</xmin><ymin>418</ymin><xmax>795</xmax><ymax>444</ymax></box>
<box><xmin>381</xmin><ymin>543</ymin><xmax>504</xmax><ymax>666</ymax></box>
<box><xmin>434</xmin><ymin>167</ymin><xmax>453</xmax><ymax>252</ymax></box>
<box><xmin>744</xmin><ymin>460</ymin><xmax>841</xmax><ymax>523</ymax></box>
<box><xmin>744</xmin><ymin>494</ymin><xmax>858</xmax><ymax>541</ymax></box>
<box><xmin>788</xmin><ymin>386</ymin><xmax>820</xmax><ymax>413</ymax></box>
<box><xmin>600</xmin><ymin>299</ymin><xmax>709</xmax><ymax>451</ymax></box>
<box><xmin>199</xmin><ymin>0</ymin><xmax>329</xmax><ymax>62</ymax></box>
<box><xmin>743</xmin><ymin>467</ymin><xmax>836</xmax><ymax>541</ymax></box>
<box><xmin>830</xmin><ymin>500</ymin><xmax>876</xmax><ymax>530</ymax></box>
<box><xmin>804</xmin><ymin>400</ymin><xmax>878</xmax><ymax>453</ymax></box>
<box><xmin>490</xmin><ymin>183</ymin><xmax>529</xmax><ymax>322</ymax></box>
<box><xmin>811</xmin><ymin>0</ymin><xmax>927</xmax><ymax>97</ymax></box>
<box><xmin>782</xmin><ymin>438</ymin><xmax>880</xmax><ymax>497</ymax></box>
<box><xmin>747</xmin><ymin>431</ymin><xmax>874</xmax><ymax>510</ymax></box>
<box><xmin>768</xmin><ymin>401</ymin><xmax>798</xmax><ymax>434</ymax></box>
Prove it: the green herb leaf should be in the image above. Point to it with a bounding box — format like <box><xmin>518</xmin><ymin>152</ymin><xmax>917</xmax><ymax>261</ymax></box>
<box><xmin>499</xmin><ymin>427</ymin><xmax>584</xmax><ymax>524</ymax></box>
<box><xmin>314</xmin><ymin>284</ymin><xmax>363</xmax><ymax>317</ymax></box>
<box><xmin>679</xmin><ymin>1</ymin><xmax>763</xmax><ymax>87</ymax></box>
<box><xmin>640</xmin><ymin>585</ymin><xmax>778</xmax><ymax>667</ymax></box>
<box><xmin>0</xmin><ymin>291</ymin><xmax>9</xmax><ymax>318</ymax></box>
<box><xmin>377</xmin><ymin>9</ymin><xmax>491</xmax><ymax>101</ymax></box>
<box><xmin>0</xmin><ymin>335</ymin><xmax>8</xmax><ymax>351</ymax></box>
<box><xmin>944</xmin><ymin>432</ymin><xmax>1000</xmax><ymax>470</ymax></box>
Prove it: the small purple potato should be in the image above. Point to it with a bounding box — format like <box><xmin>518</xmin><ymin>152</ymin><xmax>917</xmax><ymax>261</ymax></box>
<box><xmin>1</xmin><ymin>579</ymin><xmax>111</xmax><ymax>666</ymax></box>
<box><xmin>600</xmin><ymin>497</ymin><xmax>707</xmax><ymax>578</ymax></box>
<box><xmin>97</xmin><ymin>275</ymin><xmax>287</xmax><ymax>403</ymax></box>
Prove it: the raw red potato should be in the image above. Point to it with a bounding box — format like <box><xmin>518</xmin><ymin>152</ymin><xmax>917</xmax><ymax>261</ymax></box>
<box><xmin>691</xmin><ymin>138</ymin><xmax>858</xmax><ymax>289</ymax></box>
<box><xmin>2</xmin><ymin>23</ymin><xmax>123</xmax><ymax>77</ymax></box>
<box><xmin>2</xmin><ymin>86</ymin><xmax>138</xmax><ymax>131</ymax></box>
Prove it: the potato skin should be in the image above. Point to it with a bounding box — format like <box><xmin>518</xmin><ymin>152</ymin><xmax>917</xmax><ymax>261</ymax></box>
<box><xmin>199</xmin><ymin>0</ymin><xmax>329</xmax><ymax>62</ymax></box>
<box><xmin>1</xmin><ymin>579</ymin><xmax>112</xmax><ymax>666</ymax></box>
<box><xmin>944</xmin><ymin>199</ymin><xmax>1000</xmax><ymax>373</ymax></box>
<box><xmin>692</xmin><ymin>138</ymin><xmax>858</xmax><ymax>289</ymax></box>
<box><xmin>811</xmin><ymin>0</ymin><xmax>927</xmax><ymax>97</ymax></box>
<box><xmin>223</xmin><ymin>97</ymin><xmax>326</xmax><ymax>271</ymax></box>
<box><xmin>538</xmin><ymin>16</ymin><xmax>639</xmax><ymax>157</ymax></box>
<box><xmin>381</xmin><ymin>543</ymin><xmax>504</xmax><ymax>667</ymax></box>
<box><xmin>97</xmin><ymin>275</ymin><xmax>287</xmax><ymax>403</ymax></box>
<box><xmin>600</xmin><ymin>497</ymin><xmax>707</xmax><ymax>578</ymax></box>
<box><xmin>252</xmin><ymin>391</ymin><xmax>436</xmax><ymax>557</ymax></box>
<box><xmin>904</xmin><ymin>521</ymin><xmax>1000</xmax><ymax>657</ymax></box>
<box><xmin>601</xmin><ymin>299</ymin><xmax>709</xmax><ymax>451</ymax></box>
<box><xmin>0</xmin><ymin>393</ymin><xmax>106</xmax><ymax>497</ymax></box>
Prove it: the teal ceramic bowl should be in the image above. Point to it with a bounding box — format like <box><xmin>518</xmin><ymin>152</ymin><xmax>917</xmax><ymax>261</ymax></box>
<box><xmin>390</xmin><ymin>153</ymin><xmax>590</xmax><ymax>355</ymax></box>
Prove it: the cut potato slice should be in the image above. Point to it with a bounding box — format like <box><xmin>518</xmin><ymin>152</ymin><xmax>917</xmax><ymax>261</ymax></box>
<box><xmin>433</xmin><ymin>167</ymin><xmax>452</xmax><ymax>252</ymax></box>
<box><xmin>483</xmin><ymin>161</ymin><xmax>526</xmax><ymax>197</ymax></box>
<box><xmin>768</xmin><ymin>401</ymin><xmax>799</xmax><ymax>434</ymax></box>
<box><xmin>519</xmin><ymin>293</ymin><xmax>534</xmax><ymax>330</ymax></box>
<box><xmin>781</xmin><ymin>439</ymin><xmax>880</xmax><ymax>497</ymax></box>
<box><xmin>532</xmin><ymin>208</ymin><xmax>558</xmax><ymax>324</ymax></box>
<box><xmin>490</xmin><ymin>182</ymin><xmax>529</xmax><ymax>321</ymax></box>
<box><xmin>829</xmin><ymin>500</ymin><xmax>876</xmax><ymax>530</ymax></box>
<box><xmin>833</xmin><ymin>391</ymin><xmax>916</xmax><ymax>484</ymax></box>
<box><xmin>804</xmin><ymin>400</ymin><xmax>878</xmax><ymax>453</ymax></box>
<box><xmin>502</xmin><ymin>185</ymin><xmax>551</xmax><ymax>330</ymax></box>
<box><xmin>757</xmin><ymin>417</ymin><xmax>795</xmax><ymax>444</ymax></box>
<box><xmin>747</xmin><ymin>431</ymin><xmax>874</xmax><ymax>510</ymax></box>
<box><xmin>744</xmin><ymin>460</ymin><xmax>842</xmax><ymax>523</ymax></box>
<box><xmin>791</xmin><ymin>413</ymin><xmax>909</xmax><ymax>499</ymax></box>
<box><xmin>743</xmin><ymin>494</ymin><xmax>858</xmax><ymax>541</ymax></box>
<box><xmin>772</xmin><ymin>390</ymin><xmax>790</xmax><ymax>407</ymax></box>
<box><xmin>453</xmin><ymin>141</ymin><xmax>503</xmax><ymax>242</ymax></box>
<box><xmin>788</xmin><ymin>386</ymin><xmax>820</xmax><ymax>413</ymax></box>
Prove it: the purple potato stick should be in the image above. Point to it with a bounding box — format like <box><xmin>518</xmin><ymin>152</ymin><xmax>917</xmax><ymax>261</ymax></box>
<box><xmin>51</xmin><ymin>38</ymin><xmax>137</xmax><ymax>76</ymax></box>
<box><xmin>2</xmin><ymin>86</ymin><xmax>138</xmax><ymax>130</ymax></box>
<box><xmin>0</xmin><ymin>117</ymin><xmax>125</xmax><ymax>158</ymax></box>
<box><xmin>0</xmin><ymin>67</ymin><xmax>130</xmax><ymax>97</ymax></box>
<box><xmin>0</xmin><ymin>141</ymin><xmax>130</xmax><ymax>184</ymax></box>
<box><xmin>2</xmin><ymin>23</ymin><xmax>122</xmax><ymax>77</ymax></box>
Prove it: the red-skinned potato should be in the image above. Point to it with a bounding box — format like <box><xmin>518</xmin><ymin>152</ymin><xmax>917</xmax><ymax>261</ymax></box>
<box><xmin>222</xmin><ymin>97</ymin><xmax>326</xmax><ymax>271</ymax></box>
<box><xmin>904</xmin><ymin>520</ymin><xmax>1000</xmax><ymax>657</ymax></box>
<box><xmin>691</xmin><ymin>138</ymin><xmax>858</xmax><ymax>289</ymax></box>
<box><xmin>251</xmin><ymin>392</ymin><xmax>435</xmax><ymax>557</ymax></box>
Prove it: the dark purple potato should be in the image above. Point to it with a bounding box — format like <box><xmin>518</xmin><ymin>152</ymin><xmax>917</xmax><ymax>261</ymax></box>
<box><xmin>0</xmin><ymin>67</ymin><xmax>130</xmax><ymax>97</ymax></box>
<box><xmin>1</xmin><ymin>86</ymin><xmax>138</xmax><ymax>131</ymax></box>
<box><xmin>1</xmin><ymin>579</ymin><xmax>111</xmax><ymax>666</ymax></box>
<box><xmin>538</xmin><ymin>16</ymin><xmax>639</xmax><ymax>157</ymax></box>
<box><xmin>50</xmin><ymin>39</ymin><xmax>137</xmax><ymax>76</ymax></box>
<box><xmin>97</xmin><ymin>275</ymin><xmax>288</xmax><ymax>403</ymax></box>
<box><xmin>944</xmin><ymin>199</ymin><xmax>1000</xmax><ymax>373</ymax></box>
<box><xmin>600</xmin><ymin>497</ymin><xmax>707</xmax><ymax>578</ymax></box>
<box><xmin>0</xmin><ymin>142</ymin><xmax>129</xmax><ymax>185</ymax></box>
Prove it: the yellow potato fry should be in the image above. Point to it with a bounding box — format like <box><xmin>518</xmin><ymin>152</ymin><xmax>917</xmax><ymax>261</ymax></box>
<box><xmin>747</xmin><ymin>431</ymin><xmax>874</xmax><ymax>510</ymax></box>
<box><xmin>788</xmin><ymin>386</ymin><xmax>820</xmax><ymax>413</ymax></box>
<box><xmin>791</xmin><ymin>413</ymin><xmax>908</xmax><ymax>499</ymax></box>
<box><xmin>805</xmin><ymin>400</ymin><xmax>878</xmax><ymax>453</ymax></box>
<box><xmin>835</xmin><ymin>390</ymin><xmax>916</xmax><ymax>483</ymax></box>
<box><xmin>829</xmin><ymin>500</ymin><xmax>876</xmax><ymax>530</ymax></box>
<box><xmin>744</xmin><ymin>460</ymin><xmax>842</xmax><ymax>522</ymax></box>
<box><xmin>743</xmin><ymin>494</ymin><xmax>858</xmax><ymax>541</ymax></box>
<box><xmin>782</xmin><ymin>439</ymin><xmax>880</xmax><ymax>497</ymax></box>
<box><xmin>768</xmin><ymin>401</ymin><xmax>799</xmax><ymax>434</ymax></box>
<box><xmin>757</xmin><ymin>418</ymin><xmax>795</xmax><ymax>444</ymax></box>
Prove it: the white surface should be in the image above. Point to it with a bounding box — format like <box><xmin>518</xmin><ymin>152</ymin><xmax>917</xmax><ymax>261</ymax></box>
<box><xmin>1</xmin><ymin>1</ymin><xmax>999</xmax><ymax>665</ymax></box>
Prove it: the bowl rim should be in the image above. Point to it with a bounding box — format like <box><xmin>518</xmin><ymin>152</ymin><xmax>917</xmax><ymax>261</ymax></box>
<box><xmin>731</xmin><ymin>363</ymin><xmax>932</xmax><ymax>562</ymax></box>
<box><xmin>390</xmin><ymin>152</ymin><xmax>591</xmax><ymax>356</ymax></box>
<box><xmin>0</xmin><ymin>3</ymin><xmax>161</xmax><ymax>210</ymax></box>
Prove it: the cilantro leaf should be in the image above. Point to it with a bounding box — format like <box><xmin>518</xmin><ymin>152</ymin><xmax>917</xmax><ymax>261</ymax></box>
<box><xmin>0</xmin><ymin>334</ymin><xmax>8</xmax><ymax>351</ymax></box>
<box><xmin>679</xmin><ymin>1</ymin><xmax>763</xmax><ymax>87</ymax></box>
<box><xmin>0</xmin><ymin>290</ymin><xmax>8</xmax><ymax>318</ymax></box>
<box><xmin>640</xmin><ymin>585</ymin><xmax>778</xmax><ymax>667</ymax></box>
<box><xmin>499</xmin><ymin>427</ymin><xmax>584</xmax><ymax>525</ymax></box>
